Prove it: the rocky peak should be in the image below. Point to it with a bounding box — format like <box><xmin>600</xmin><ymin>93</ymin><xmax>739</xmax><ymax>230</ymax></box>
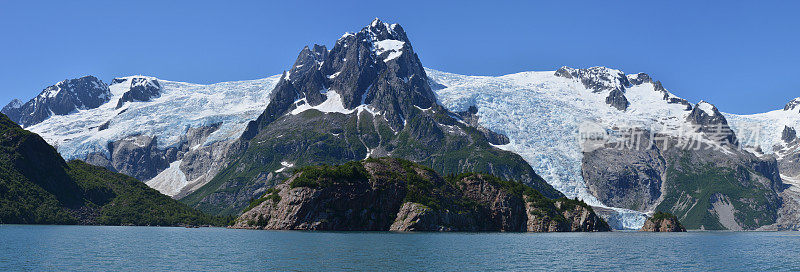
<box><xmin>244</xmin><ymin>19</ymin><xmax>439</xmax><ymax>136</ymax></box>
<box><xmin>3</xmin><ymin>99</ymin><xmax>23</xmax><ymax>111</ymax></box>
<box><xmin>556</xmin><ymin>66</ymin><xmax>631</xmax><ymax>111</ymax></box>
<box><xmin>1</xmin><ymin>75</ymin><xmax>110</xmax><ymax>127</ymax></box>
<box><xmin>555</xmin><ymin>66</ymin><xmax>631</xmax><ymax>93</ymax></box>
<box><xmin>626</xmin><ymin>73</ymin><xmax>653</xmax><ymax>85</ymax></box>
<box><xmin>115</xmin><ymin>77</ymin><xmax>162</xmax><ymax>109</ymax></box>
<box><xmin>784</xmin><ymin>97</ymin><xmax>800</xmax><ymax>112</ymax></box>
<box><xmin>687</xmin><ymin>101</ymin><xmax>738</xmax><ymax>146</ymax></box>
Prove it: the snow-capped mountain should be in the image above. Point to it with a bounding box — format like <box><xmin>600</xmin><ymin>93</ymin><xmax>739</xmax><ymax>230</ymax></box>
<box><xmin>182</xmin><ymin>18</ymin><xmax>562</xmax><ymax>216</ymax></box>
<box><xmin>428</xmin><ymin>67</ymin><xmax>785</xmax><ymax>230</ymax></box>
<box><xmin>428</xmin><ymin>67</ymin><xmax>692</xmax><ymax>204</ymax></box>
<box><xmin>4</xmin><ymin>74</ymin><xmax>280</xmax><ymax>197</ymax></box>
<box><xmin>4</xmin><ymin>18</ymin><xmax>795</xmax><ymax>230</ymax></box>
<box><xmin>2</xmin><ymin>76</ymin><xmax>111</xmax><ymax>127</ymax></box>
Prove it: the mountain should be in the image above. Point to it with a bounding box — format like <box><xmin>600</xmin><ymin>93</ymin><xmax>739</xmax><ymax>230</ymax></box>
<box><xmin>3</xmin><ymin>75</ymin><xmax>280</xmax><ymax>198</ymax></box>
<box><xmin>2</xmin><ymin>76</ymin><xmax>111</xmax><ymax>128</ymax></box>
<box><xmin>5</xmin><ymin>19</ymin><xmax>799</xmax><ymax>230</ymax></box>
<box><xmin>232</xmin><ymin>158</ymin><xmax>609</xmax><ymax>232</ymax></box>
<box><xmin>429</xmin><ymin>67</ymin><xmax>784</xmax><ymax>230</ymax></box>
<box><xmin>0</xmin><ymin>113</ymin><xmax>223</xmax><ymax>225</ymax></box>
<box><xmin>181</xmin><ymin>19</ymin><xmax>562</xmax><ymax>215</ymax></box>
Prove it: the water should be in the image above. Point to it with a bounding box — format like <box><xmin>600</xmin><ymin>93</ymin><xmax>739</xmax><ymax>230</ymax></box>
<box><xmin>1</xmin><ymin>225</ymin><xmax>799</xmax><ymax>271</ymax></box>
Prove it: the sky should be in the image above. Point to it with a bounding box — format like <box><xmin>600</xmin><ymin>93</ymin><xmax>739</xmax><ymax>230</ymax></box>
<box><xmin>0</xmin><ymin>0</ymin><xmax>798</xmax><ymax>114</ymax></box>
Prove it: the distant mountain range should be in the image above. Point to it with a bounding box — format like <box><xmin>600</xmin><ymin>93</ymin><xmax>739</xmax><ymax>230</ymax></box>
<box><xmin>4</xmin><ymin>19</ymin><xmax>799</xmax><ymax>230</ymax></box>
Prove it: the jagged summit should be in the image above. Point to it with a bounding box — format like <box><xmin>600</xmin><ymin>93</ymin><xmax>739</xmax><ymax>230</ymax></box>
<box><xmin>1</xmin><ymin>75</ymin><xmax>110</xmax><ymax>127</ymax></box>
<box><xmin>243</xmin><ymin>18</ymin><xmax>438</xmax><ymax>137</ymax></box>
<box><xmin>784</xmin><ymin>97</ymin><xmax>800</xmax><ymax>112</ymax></box>
<box><xmin>114</xmin><ymin>76</ymin><xmax>162</xmax><ymax>109</ymax></box>
<box><xmin>188</xmin><ymin>19</ymin><xmax>562</xmax><ymax>214</ymax></box>
<box><xmin>554</xmin><ymin>66</ymin><xmax>692</xmax><ymax>112</ymax></box>
<box><xmin>687</xmin><ymin>100</ymin><xmax>738</xmax><ymax>146</ymax></box>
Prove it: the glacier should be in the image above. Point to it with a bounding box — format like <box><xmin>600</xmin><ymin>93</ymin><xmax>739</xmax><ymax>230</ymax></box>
<box><xmin>27</xmin><ymin>75</ymin><xmax>281</xmax><ymax>161</ymax></box>
<box><xmin>22</xmin><ymin>65</ymin><xmax>764</xmax><ymax>229</ymax></box>
<box><xmin>426</xmin><ymin>68</ymin><xmax>706</xmax><ymax>229</ymax></box>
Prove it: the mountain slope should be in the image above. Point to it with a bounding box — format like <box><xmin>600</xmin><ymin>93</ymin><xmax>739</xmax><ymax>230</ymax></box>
<box><xmin>182</xmin><ymin>19</ymin><xmax>562</xmax><ymax>215</ymax></box>
<box><xmin>429</xmin><ymin>67</ymin><xmax>784</xmax><ymax>230</ymax></box>
<box><xmin>0</xmin><ymin>113</ymin><xmax>222</xmax><ymax>226</ymax></box>
<box><xmin>3</xmin><ymin>75</ymin><xmax>280</xmax><ymax>198</ymax></box>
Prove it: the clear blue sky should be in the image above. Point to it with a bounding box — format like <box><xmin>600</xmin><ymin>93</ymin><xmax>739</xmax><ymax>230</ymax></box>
<box><xmin>1</xmin><ymin>0</ymin><xmax>798</xmax><ymax>114</ymax></box>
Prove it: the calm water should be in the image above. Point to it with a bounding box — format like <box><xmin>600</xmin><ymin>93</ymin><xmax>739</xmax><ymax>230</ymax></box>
<box><xmin>1</xmin><ymin>225</ymin><xmax>799</xmax><ymax>271</ymax></box>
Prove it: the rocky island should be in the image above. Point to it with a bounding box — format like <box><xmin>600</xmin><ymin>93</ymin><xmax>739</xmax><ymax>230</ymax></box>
<box><xmin>233</xmin><ymin>158</ymin><xmax>609</xmax><ymax>232</ymax></box>
<box><xmin>640</xmin><ymin>211</ymin><xmax>686</xmax><ymax>232</ymax></box>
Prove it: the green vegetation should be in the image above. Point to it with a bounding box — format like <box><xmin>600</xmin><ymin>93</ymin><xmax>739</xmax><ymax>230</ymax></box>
<box><xmin>651</xmin><ymin>211</ymin><xmax>678</xmax><ymax>222</ymax></box>
<box><xmin>289</xmin><ymin>161</ymin><xmax>369</xmax><ymax>188</ymax></box>
<box><xmin>67</xmin><ymin>161</ymin><xmax>230</xmax><ymax>226</ymax></box>
<box><xmin>243</xmin><ymin>188</ymin><xmax>282</xmax><ymax>213</ymax></box>
<box><xmin>656</xmin><ymin>152</ymin><xmax>778</xmax><ymax>230</ymax></box>
<box><xmin>183</xmin><ymin>103</ymin><xmax>563</xmax><ymax>215</ymax></box>
<box><xmin>0</xmin><ymin>113</ymin><xmax>228</xmax><ymax>226</ymax></box>
<box><xmin>446</xmin><ymin>172</ymin><xmax>599</xmax><ymax>227</ymax></box>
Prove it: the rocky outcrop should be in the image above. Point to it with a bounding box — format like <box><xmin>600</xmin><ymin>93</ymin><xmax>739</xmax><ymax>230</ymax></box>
<box><xmin>784</xmin><ymin>98</ymin><xmax>800</xmax><ymax>112</ymax></box>
<box><xmin>582</xmin><ymin>129</ymin><xmax>666</xmax><ymax>212</ymax></box>
<box><xmin>605</xmin><ymin>89</ymin><xmax>629</xmax><ymax>111</ymax></box>
<box><xmin>555</xmin><ymin>66</ymin><xmax>631</xmax><ymax>111</ymax></box>
<box><xmin>84</xmin><ymin>123</ymin><xmax>229</xmax><ymax>197</ymax></box>
<box><xmin>582</xmin><ymin>125</ymin><xmax>783</xmax><ymax>230</ymax></box>
<box><xmin>640</xmin><ymin>211</ymin><xmax>686</xmax><ymax>232</ymax></box>
<box><xmin>2</xmin><ymin>76</ymin><xmax>111</xmax><ymax>127</ymax></box>
<box><xmin>686</xmin><ymin>101</ymin><xmax>738</xmax><ymax>146</ymax></box>
<box><xmin>782</xmin><ymin>126</ymin><xmax>797</xmax><ymax>143</ymax></box>
<box><xmin>115</xmin><ymin>77</ymin><xmax>162</xmax><ymax>109</ymax></box>
<box><xmin>232</xmin><ymin>158</ymin><xmax>609</xmax><ymax>232</ymax></box>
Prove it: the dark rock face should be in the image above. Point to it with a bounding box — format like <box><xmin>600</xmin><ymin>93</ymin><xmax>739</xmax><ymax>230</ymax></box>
<box><xmin>605</xmin><ymin>89</ymin><xmax>629</xmax><ymax>111</ymax></box>
<box><xmin>93</xmin><ymin>135</ymin><xmax>179</xmax><ymax>182</ymax></box>
<box><xmin>115</xmin><ymin>77</ymin><xmax>162</xmax><ymax>109</ymax></box>
<box><xmin>582</xmin><ymin>127</ymin><xmax>782</xmax><ymax>230</ymax></box>
<box><xmin>189</xmin><ymin>19</ymin><xmax>561</xmax><ymax>214</ymax></box>
<box><xmin>640</xmin><ymin>212</ymin><xmax>686</xmax><ymax>232</ymax></box>
<box><xmin>2</xmin><ymin>76</ymin><xmax>111</xmax><ymax>127</ymax></box>
<box><xmin>784</xmin><ymin>98</ymin><xmax>800</xmax><ymax>112</ymax></box>
<box><xmin>686</xmin><ymin>101</ymin><xmax>738</xmax><ymax>146</ymax></box>
<box><xmin>244</xmin><ymin>18</ymin><xmax>437</xmax><ymax>135</ymax></box>
<box><xmin>232</xmin><ymin>158</ymin><xmax>608</xmax><ymax>232</ymax></box>
<box><xmin>783</xmin><ymin>126</ymin><xmax>797</xmax><ymax>143</ymax></box>
<box><xmin>583</xmin><ymin>129</ymin><xmax>666</xmax><ymax>211</ymax></box>
<box><xmin>84</xmin><ymin>123</ymin><xmax>230</xmax><ymax>197</ymax></box>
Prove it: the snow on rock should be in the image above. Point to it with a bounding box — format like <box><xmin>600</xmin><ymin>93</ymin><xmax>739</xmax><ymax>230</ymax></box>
<box><xmin>727</xmin><ymin>105</ymin><xmax>800</xmax><ymax>156</ymax></box>
<box><xmin>697</xmin><ymin>101</ymin><xmax>716</xmax><ymax>116</ymax></box>
<box><xmin>428</xmin><ymin>68</ymin><xmax>694</xmax><ymax>229</ymax></box>
<box><xmin>275</xmin><ymin>161</ymin><xmax>295</xmax><ymax>173</ymax></box>
<box><xmin>27</xmin><ymin>75</ymin><xmax>280</xmax><ymax>160</ymax></box>
<box><xmin>374</xmin><ymin>39</ymin><xmax>404</xmax><ymax>62</ymax></box>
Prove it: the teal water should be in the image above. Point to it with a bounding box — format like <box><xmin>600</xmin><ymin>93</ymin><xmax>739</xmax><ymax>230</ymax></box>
<box><xmin>1</xmin><ymin>225</ymin><xmax>799</xmax><ymax>271</ymax></box>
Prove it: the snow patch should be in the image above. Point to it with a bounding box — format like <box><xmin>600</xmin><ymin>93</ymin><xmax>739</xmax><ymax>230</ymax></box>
<box><xmin>275</xmin><ymin>161</ymin><xmax>295</xmax><ymax>173</ymax></box>
<box><xmin>697</xmin><ymin>101</ymin><xmax>716</xmax><ymax>116</ymax></box>
<box><xmin>374</xmin><ymin>40</ymin><xmax>404</xmax><ymax>62</ymax></box>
